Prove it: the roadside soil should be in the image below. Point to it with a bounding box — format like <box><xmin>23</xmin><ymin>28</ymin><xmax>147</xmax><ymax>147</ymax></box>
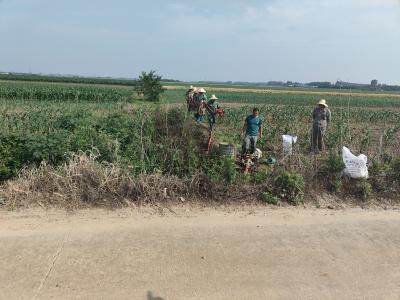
<box><xmin>1</xmin><ymin>206</ymin><xmax>399</xmax><ymax>300</ymax></box>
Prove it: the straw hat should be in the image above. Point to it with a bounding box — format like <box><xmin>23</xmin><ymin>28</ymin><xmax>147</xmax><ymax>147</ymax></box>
<box><xmin>209</xmin><ymin>94</ymin><xmax>218</xmax><ymax>100</ymax></box>
<box><xmin>193</xmin><ymin>88</ymin><xmax>199</xmax><ymax>93</ymax></box>
<box><xmin>189</xmin><ymin>85</ymin><xmax>194</xmax><ymax>90</ymax></box>
<box><xmin>318</xmin><ymin>99</ymin><xmax>328</xmax><ymax>107</ymax></box>
<box><xmin>198</xmin><ymin>88</ymin><xmax>206</xmax><ymax>93</ymax></box>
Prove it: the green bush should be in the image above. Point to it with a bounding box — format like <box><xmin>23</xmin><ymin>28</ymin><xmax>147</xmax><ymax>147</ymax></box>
<box><xmin>134</xmin><ymin>70</ymin><xmax>165</xmax><ymax>102</ymax></box>
<box><xmin>319</xmin><ymin>152</ymin><xmax>345</xmax><ymax>192</ymax></box>
<box><xmin>273</xmin><ymin>170</ymin><xmax>305</xmax><ymax>205</ymax></box>
<box><xmin>0</xmin><ymin>134</ymin><xmax>23</xmax><ymax>180</ymax></box>
<box><xmin>355</xmin><ymin>178</ymin><xmax>372</xmax><ymax>200</ymax></box>
<box><xmin>369</xmin><ymin>159</ymin><xmax>390</xmax><ymax>192</ymax></box>
<box><xmin>251</xmin><ymin>171</ymin><xmax>269</xmax><ymax>184</ymax></box>
<box><xmin>260</xmin><ymin>192</ymin><xmax>279</xmax><ymax>205</ymax></box>
<box><xmin>390</xmin><ymin>157</ymin><xmax>400</xmax><ymax>182</ymax></box>
<box><xmin>222</xmin><ymin>158</ymin><xmax>237</xmax><ymax>184</ymax></box>
<box><xmin>201</xmin><ymin>150</ymin><xmax>225</xmax><ymax>182</ymax></box>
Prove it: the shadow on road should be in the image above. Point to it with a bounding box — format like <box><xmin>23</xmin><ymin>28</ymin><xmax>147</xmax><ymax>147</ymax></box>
<box><xmin>147</xmin><ymin>291</ymin><xmax>165</xmax><ymax>300</ymax></box>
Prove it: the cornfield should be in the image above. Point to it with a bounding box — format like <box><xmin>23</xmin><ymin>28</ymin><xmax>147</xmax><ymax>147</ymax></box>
<box><xmin>0</xmin><ymin>82</ymin><xmax>130</xmax><ymax>102</ymax></box>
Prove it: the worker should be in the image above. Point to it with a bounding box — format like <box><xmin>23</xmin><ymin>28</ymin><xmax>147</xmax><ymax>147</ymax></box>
<box><xmin>311</xmin><ymin>99</ymin><xmax>331</xmax><ymax>154</ymax></box>
<box><xmin>185</xmin><ymin>86</ymin><xmax>195</xmax><ymax>112</ymax></box>
<box><xmin>206</xmin><ymin>94</ymin><xmax>220</xmax><ymax>131</ymax></box>
<box><xmin>193</xmin><ymin>87</ymin><xmax>206</xmax><ymax>119</ymax></box>
<box><xmin>242</xmin><ymin>108</ymin><xmax>263</xmax><ymax>155</ymax></box>
<box><xmin>190</xmin><ymin>88</ymin><xmax>199</xmax><ymax>112</ymax></box>
<box><xmin>196</xmin><ymin>95</ymin><xmax>206</xmax><ymax>123</ymax></box>
<box><xmin>197</xmin><ymin>88</ymin><xmax>207</xmax><ymax>103</ymax></box>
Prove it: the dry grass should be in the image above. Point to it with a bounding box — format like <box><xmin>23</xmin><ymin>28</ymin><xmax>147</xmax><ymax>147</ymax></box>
<box><xmin>0</xmin><ymin>152</ymin><xmax>213</xmax><ymax>210</ymax></box>
<box><xmin>1</xmin><ymin>150</ymin><xmax>398</xmax><ymax>211</ymax></box>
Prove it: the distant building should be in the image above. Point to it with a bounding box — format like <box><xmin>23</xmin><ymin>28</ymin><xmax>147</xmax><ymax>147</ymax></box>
<box><xmin>335</xmin><ymin>81</ymin><xmax>369</xmax><ymax>89</ymax></box>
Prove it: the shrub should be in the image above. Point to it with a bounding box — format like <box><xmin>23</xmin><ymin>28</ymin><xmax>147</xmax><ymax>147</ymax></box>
<box><xmin>222</xmin><ymin>158</ymin><xmax>237</xmax><ymax>184</ymax></box>
<box><xmin>319</xmin><ymin>152</ymin><xmax>345</xmax><ymax>192</ymax></box>
<box><xmin>355</xmin><ymin>178</ymin><xmax>372</xmax><ymax>200</ymax></box>
<box><xmin>0</xmin><ymin>134</ymin><xmax>23</xmax><ymax>180</ymax></box>
<box><xmin>134</xmin><ymin>70</ymin><xmax>165</xmax><ymax>102</ymax></box>
<box><xmin>56</xmin><ymin>115</ymin><xmax>82</xmax><ymax>131</ymax></box>
<box><xmin>201</xmin><ymin>150</ymin><xmax>225</xmax><ymax>182</ymax></box>
<box><xmin>390</xmin><ymin>157</ymin><xmax>400</xmax><ymax>182</ymax></box>
<box><xmin>251</xmin><ymin>171</ymin><xmax>269</xmax><ymax>184</ymax></box>
<box><xmin>369</xmin><ymin>159</ymin><xmax>390</xmax><ymax>192</ymax></box>
<box><xmin>273</xmin><ymin>170</ymin><xmax>305</xmax><ymax>205</ymax></box>
<box><xmin>260</xmin><ymin>191</ymin><xmax>279</xmax><ymax>205</ymax></box>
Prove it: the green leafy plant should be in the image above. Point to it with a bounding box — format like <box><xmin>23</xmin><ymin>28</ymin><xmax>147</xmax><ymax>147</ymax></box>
<box><xmin>273</xmin><ymin>170</ymin><xmax>305</xmax><ymax>205</ymax></box>
<box><xmin>369</xmin><ymin>159</ymin><xmax>390</xmax><ymax>192</ymax></box>
<box><xmin>252</xmin><ymin>171</ymin><xmax>269</xmax><ymax>184</ymax></box>
<box><xmin>134</xmin><ymin>70</ymin><xmax>165</xmax><ymax>102</ymax></box>
<box><xmin>390</xmin><ymin>157</ymin><xmax>400</xmax><ymax>182</ymax></box>
<box><xmin>260</xmin><ymin>191</ymin><xmax>279</xmax><ymax>205</ymax></box>
<box><xmin>355</xmin><ymin>178</ymin><xmax>372</xmax><ymax>200</ymax></box>
<box><xmin>319</xmin><ymin>152</ymin><xmax>345</xmax><ymax>192</ymax></box>
<box><xmin>222</xmin><ymin>158</ymin><xmax>237</xmax><ymax>184</ymax></box>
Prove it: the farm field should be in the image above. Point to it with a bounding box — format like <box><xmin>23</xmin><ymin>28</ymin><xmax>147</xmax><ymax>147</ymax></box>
<box><xmin>1</xmin><ymin>80</ymin><xmax>400</xmax><ymax>208</ymax></box>
<box><xmin>4</xmin><ymin>72</ymin><xmax>400</xmax><ymax>95</ymax></box>
<box><xmin>2</xmin><ymin>80</ymin><xmax>400</xmax><ymax>107</ymax></box>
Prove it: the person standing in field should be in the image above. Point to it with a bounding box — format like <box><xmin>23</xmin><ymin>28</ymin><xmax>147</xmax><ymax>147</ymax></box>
<box><xmin>194</xmin><ymin>88</ymin><xmax>207</xmax><ymax>119</ymax></box>
<box><xmin>197</xmin><ymin>88</ymin><xmax>207</xmax><ymax>103</ymax></box>
<box><xmin>311</xmin><ymin>99</ymin><xmax>331</xmax><ymax>154</ymax></box>
<box><xmin>196</xmin><ymin>96</ymin><xmax>206</xmax><ymax>123</ymax></box>
<box><xmin>206</xmin><ymin>94</ymin><xmax>220</xmax><ymax>130</ymax></box>
<box><xmin>242</xmin><ymin>108</ymin><xmax>263</xmax><ymax>155</ymax></box>
<box><xmin>185</xmin><ymin>85</ymin><xmax>195</xmax><ymax>112</ymax></box>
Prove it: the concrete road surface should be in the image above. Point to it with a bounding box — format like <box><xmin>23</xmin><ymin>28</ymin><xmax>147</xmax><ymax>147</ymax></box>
<box><xmin>0</xmin><ymin>207</ymin><xmax>399</xmax><ymax>300</ymax></box>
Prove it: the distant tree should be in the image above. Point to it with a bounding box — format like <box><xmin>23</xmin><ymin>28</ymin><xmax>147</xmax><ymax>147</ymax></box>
<box><xmin>286</xmin><ymin>81</ymin><xmax>294</xmax><ymax>86</ymax></box>
<box><xmin>308</xmin><ymin>81</ymin><xmax>333</xmax><ymax>88</ymax></box>
<box><xmin>371</xmin><ymin>79</ymin><xmax>378</xmax><ymax>87</ymax></box>
<box><xmin>134</xmin><ymin>70</ymin><xmax>165</xmax><ymax>101</ymax></box>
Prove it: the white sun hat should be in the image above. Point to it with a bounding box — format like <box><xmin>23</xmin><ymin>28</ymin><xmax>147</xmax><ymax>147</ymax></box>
<box><xmin>198</xmin><ymin>88</ymin><xmax>206</xmax><ymax>93</ymax></box>
<box><xmin>209</xmin><ymin>94</ymin><xmax>218</xmax><ymax>100</ymax></box>
<box><xmin>318</xmin><ymin>99</ymin><xmax>328</xmax><ymax>107</ymax></box>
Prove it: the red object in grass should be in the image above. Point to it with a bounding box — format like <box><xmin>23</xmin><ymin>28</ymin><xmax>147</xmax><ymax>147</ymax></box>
<box><xmin>215</xmin><ymin>108</ymin><xmax>225</xmax><ymax>116</ymax></box>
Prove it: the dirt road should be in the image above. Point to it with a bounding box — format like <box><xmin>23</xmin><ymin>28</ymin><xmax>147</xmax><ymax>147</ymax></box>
<box><xmin>1</xmin><ymin>207</ymin><xmax>399</xmax><ymax>300</ymax></box>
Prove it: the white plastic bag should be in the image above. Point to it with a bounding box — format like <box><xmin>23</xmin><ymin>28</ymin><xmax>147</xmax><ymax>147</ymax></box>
<box><xmin>342</xmin><ymin>146</ymin><xmax>368</xmax><ymax>178</ymax></box>
<box><xmin>282</xmin><ymin>135</ymin><xmax>298</xmax><ymax>155</ymax></box>
<box><xmin>255</xmin><ymin>148</ymin><xmax>262</xmax><ymax>159</ymax></box>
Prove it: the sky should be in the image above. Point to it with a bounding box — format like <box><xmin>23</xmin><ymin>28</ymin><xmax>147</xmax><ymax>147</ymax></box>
<box><xmin>0</xmin><ymin>0</ymin><xmax>399</xmax><ymax>84</ymax></box>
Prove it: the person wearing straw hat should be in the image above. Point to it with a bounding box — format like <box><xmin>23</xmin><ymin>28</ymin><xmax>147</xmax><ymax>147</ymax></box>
<box><xmin>196</xmin><ymin>92</ymin><xmax>209</xmax><ymax>123</ymax></box>
<box><xmin>186</xmin><ymin>85</ymin><xmax>195</xmax><ymax>112</ymax></box>
<box><xmin>197</xmin><ymin>88</ymin><xmax>207</xmax><ymax>103</ymax></box>
<box><xmin>206</xmin><ymin>94</ymin><xmax>220</xmax><ymax>130</ymax></box>
<box><xmin>311</xmin><ymin>99</ymin><xmax>331</xmax><ymax>154</ymax></box>
<box><xmin>192</xmin><ymin>87</ymin><xmax>199</xmax><ymax>106</ymax></box>
<box><xmin>193</xmin><ymin>87</ymin><xmax>207</xmax><ymax>119</ymax></box>
<box><xmin>186</xmin><ymin>85</ymin><xmax>195</xmax><ymax>96</ymax></box>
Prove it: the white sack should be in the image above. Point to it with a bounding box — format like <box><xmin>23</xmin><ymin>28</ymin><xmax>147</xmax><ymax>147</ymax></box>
<box><xmin>342</xmin><ymin>146</ymin><xmax>368</xmax><ymax>178</ymax></box>
<box><xmin>282</xmin><ymin>135</ymin><xmax>298</xmax><ymax>155</ymax></box>
<box><xmin>255</xmin><ymin>148</ymin><xmax>262</xmax><ymax>159</ymax></box>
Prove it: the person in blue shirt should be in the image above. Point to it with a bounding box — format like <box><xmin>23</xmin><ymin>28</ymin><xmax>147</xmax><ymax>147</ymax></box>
<box><xmin>242</xmin><ymin>108</ymin><xmax>263</xmax><ymax>155</ymax></box>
